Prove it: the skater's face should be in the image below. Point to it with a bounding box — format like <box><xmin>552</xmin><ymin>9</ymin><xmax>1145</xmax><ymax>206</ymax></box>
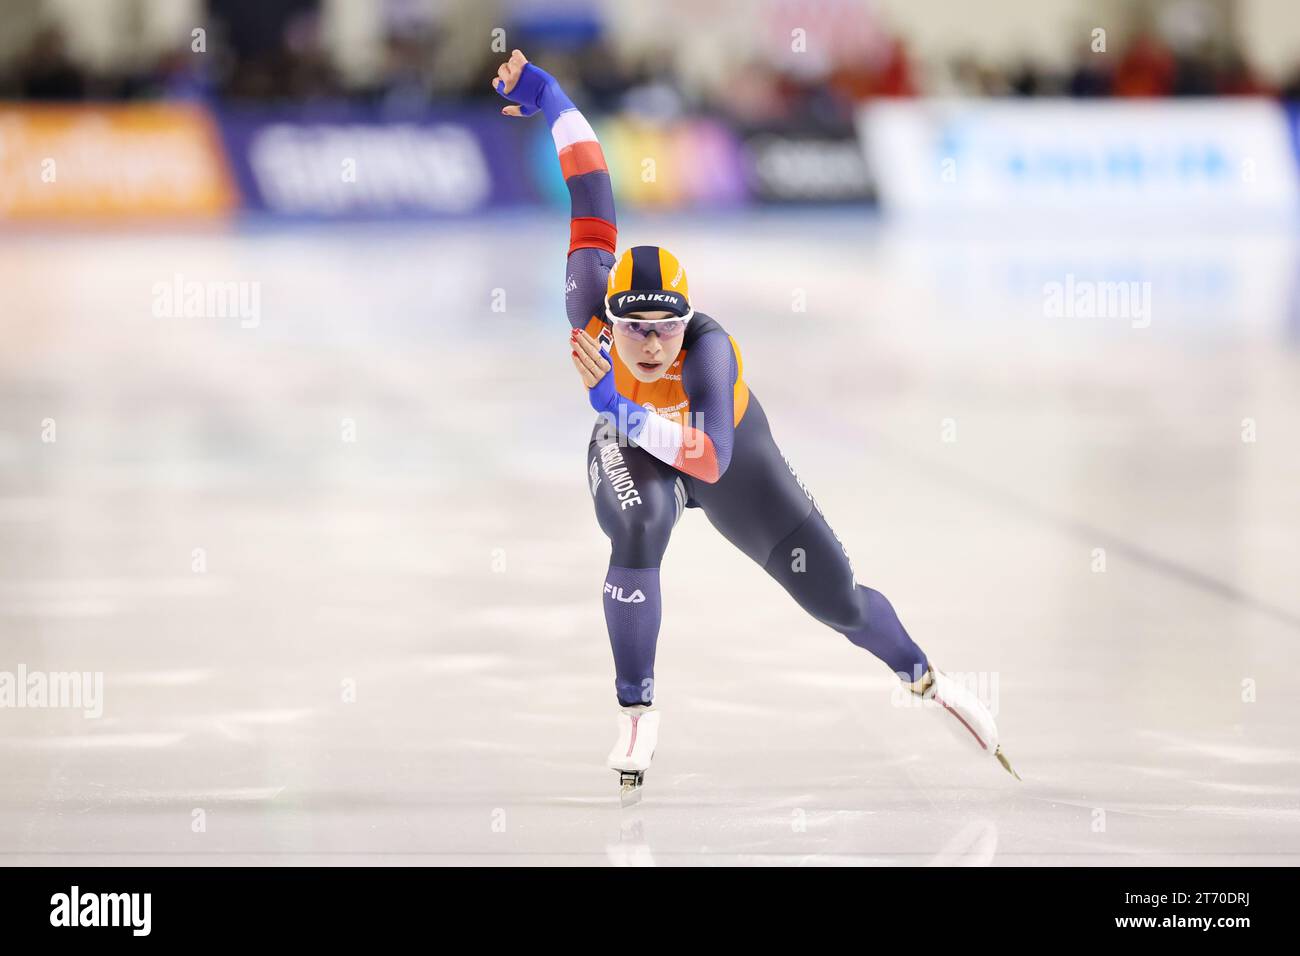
<box><xmin>611</xmin><ymin>311</ymin><xmax>686</xmax><ymax>383</ymax></box>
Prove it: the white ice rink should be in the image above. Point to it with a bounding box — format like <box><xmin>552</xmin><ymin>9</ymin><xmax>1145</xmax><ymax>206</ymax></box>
<box><xmin>1</xmin><ymin>211</ymin><xmax>1297</xmax><ymax>865</ymax></box>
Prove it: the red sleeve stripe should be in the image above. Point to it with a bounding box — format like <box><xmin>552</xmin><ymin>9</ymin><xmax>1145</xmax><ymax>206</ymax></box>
<box><xmin>559</xmin><ymin>141</ymin><xmax>608</xmax><ymax>180</ymax></box>
<box><xmin>674</xmin><ymin>429</ymin><xmax>720</xmax><ymax>484</ymax></box>
<box><xmin>569</xmin><ymin>216</ymin><xmax>617</xmax><ymax>256</ymax></box>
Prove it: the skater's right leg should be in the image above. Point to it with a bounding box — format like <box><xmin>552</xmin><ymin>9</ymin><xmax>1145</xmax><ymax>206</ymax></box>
<box><xmin>587</xmin><ymin>421</ymin><xmax>683</xmax><ymax>708</ymax></box>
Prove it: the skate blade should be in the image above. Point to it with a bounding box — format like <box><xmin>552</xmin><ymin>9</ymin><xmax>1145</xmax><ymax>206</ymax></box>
<box><xmin>618</xmin><ymin>770</ymin><xmax>644</xmax><ymax>807</ymax></box>
<box><xmin>994</xmin><ymin>745</ymin><xmax>1022</xmax><ymax>781</ymax></box>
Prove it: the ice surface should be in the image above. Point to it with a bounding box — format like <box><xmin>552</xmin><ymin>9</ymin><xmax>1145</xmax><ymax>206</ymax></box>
<box><xmin>0</xmin><ymin>211</ymin><xmax>1297</xmax><ymax>865</ymax></box>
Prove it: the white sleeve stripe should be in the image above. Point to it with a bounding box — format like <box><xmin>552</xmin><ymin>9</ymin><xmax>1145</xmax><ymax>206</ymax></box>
<box><xmin>630</xmin><ymin>412</ymin><xmax>683</xmax><ymax>466</ymax></box>
<box><xmin>550</xmin><ymin>109</ymin><xmax>598</xmax><ymax>151</ymax></box>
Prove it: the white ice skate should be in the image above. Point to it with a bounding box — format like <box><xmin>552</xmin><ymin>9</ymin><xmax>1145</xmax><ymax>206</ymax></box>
<box><xmin>910</xmin><ymin>668</ymin><xmax>1020</xmax><ymax>779</ymax></box>
<box><xmin>606</xmin><ymin>706</ymin><xmax>660</xmax><ymax>805</ymax></box>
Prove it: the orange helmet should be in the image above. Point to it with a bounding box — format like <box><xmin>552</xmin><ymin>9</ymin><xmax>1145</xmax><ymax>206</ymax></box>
<box><xmin>605</xmin><ymin>245</ymin><xmax>693</xmax><ymax>322</ymax></box>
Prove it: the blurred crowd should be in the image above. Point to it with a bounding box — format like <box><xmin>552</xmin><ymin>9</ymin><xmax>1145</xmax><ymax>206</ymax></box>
<box><xmin>2</xmin><ymin>0</ymin><xmax>1299</xmax><ymax>124</ymax></box>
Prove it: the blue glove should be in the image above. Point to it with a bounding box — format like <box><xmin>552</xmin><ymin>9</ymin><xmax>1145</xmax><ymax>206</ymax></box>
<box><xmin>587</xmin><ymin>348</ymin><xmax>649</xmax><ymax>436</ymax></box>
<box><xmin>587</xmin><ymin>348</ymin><xmax>618</xmax><ymax>414</ymax></box>
<box><xmin>496</xmin><ymin>63</ymin><xmax>575</xmax><ymax>124</ymax></box>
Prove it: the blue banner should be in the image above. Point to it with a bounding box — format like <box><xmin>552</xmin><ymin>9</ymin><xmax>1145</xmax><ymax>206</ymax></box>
<box><xmin>217</xmin><ymin>105</ymin><xmax>538</xmax><ymax>218</ymax></box>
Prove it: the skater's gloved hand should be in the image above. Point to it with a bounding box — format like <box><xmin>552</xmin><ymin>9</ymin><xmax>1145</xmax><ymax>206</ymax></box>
<box><xmin>571</xmin><ymin>328</ymin><xmax>617</xmax><ymax>414</ymax></box>
<box><xmin>492</xmin><ymin>50</ymin><xmax>572</xmax><ymax>121</ymax></box>
<box><xmin>572</xmin><ymin>328</ymin><xmax>650</xmax><ymax>434</ymax></box>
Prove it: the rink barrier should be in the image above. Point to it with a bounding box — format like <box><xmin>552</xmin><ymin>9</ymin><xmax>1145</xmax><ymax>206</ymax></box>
<box><xmin>7</xmin><ymin>100</ymin><xmax>1300</xmax><ymax>221</ymax></box>
<box><xmin>858</xmin><ymin>98</ymin><xmax>1300</xmax><ymax>215</ymax></box>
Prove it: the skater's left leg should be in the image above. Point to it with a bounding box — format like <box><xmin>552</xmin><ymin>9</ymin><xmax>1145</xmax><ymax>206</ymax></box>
<box><xmin>759</xmin><ymin>505</ymin><xmax>928</xmax><ymax>681</ymax></box>
<box><xmin>692</xmin><ymin>397</ymin><xmax>1016</xmax><ymax>776</ymax></box>
<box><xmin>751</xmin><ymin>487</ymin><xmax>1015</xmax><ymax>773</ymax></box>
<box><xmin>690</xmin><ymin>397</ymin><xmax>927</xmax><ymax>679</ymax></box>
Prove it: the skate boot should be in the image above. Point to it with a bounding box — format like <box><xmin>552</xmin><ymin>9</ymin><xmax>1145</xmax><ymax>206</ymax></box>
<box><xmin>606</xmin><ymin>705</ymin><xmax>660</xmax><ymax>806</ymax></box>
<box><xmin>907</xmin><ymin>667</ymin><xmax>1020</xmax><ymax>780</ymax></box>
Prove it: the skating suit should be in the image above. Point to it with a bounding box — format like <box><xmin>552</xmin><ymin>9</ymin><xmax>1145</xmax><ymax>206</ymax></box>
<box><xmin>512</xmin><ymin>63</ymin><xmax>930</xmax><ymax>705</ymax></box>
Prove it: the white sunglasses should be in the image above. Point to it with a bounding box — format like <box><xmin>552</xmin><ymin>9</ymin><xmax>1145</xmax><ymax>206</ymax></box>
<box><xmin>604</xmin><ymin>309</ymin><xmax>694</xmax><ymax>339</ymax></box>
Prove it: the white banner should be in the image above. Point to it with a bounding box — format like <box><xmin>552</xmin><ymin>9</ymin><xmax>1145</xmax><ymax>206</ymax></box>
<box><xmin>858</xmin><ymin>99</ymin><xmax>1299</xmax><ymax>213</ymax></box>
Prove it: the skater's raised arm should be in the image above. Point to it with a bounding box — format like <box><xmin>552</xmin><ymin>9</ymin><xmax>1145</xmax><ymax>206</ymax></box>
<box><xmin>493</xmin><ymin>50</ymin><xmax>616</xmax><ymax>329</ymax></box>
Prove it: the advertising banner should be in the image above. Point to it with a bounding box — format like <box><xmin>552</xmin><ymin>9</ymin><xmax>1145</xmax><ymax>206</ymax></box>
<box><xmin>217</xmin><ymin>107</ymin><xmax>536</xmax><ymax>218</ymax></box>
<box><xmin>528</xmin><ymin>115</ymin><xmax>748</xmax><ymax>211</ymax></box>
<box><xmin>859</xmin><ymin>99</ymin><xmax>1300</xmax><ymax>214</ymax></box>
<box><xmin>738</xmin><ymin>127</ymin><xmax>874</xmax><ymax>203</ymax></box>
<box><xmin>0</xmin><ymin>104</ymin><xmax>237</xmax><ymax>220</ymax></box>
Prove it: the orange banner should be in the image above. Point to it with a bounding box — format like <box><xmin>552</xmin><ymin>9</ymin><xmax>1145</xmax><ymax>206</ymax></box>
<box><xmin>0</xmin><ymin>104</ymin><xmax>237</xmax><ymax>220</ymax></box>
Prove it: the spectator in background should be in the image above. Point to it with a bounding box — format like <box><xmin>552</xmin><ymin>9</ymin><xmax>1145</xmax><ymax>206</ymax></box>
<box><xmin>1214</xmin><ymin>51</ymin><xmax>1271</xmax><ymax>96</ymax></box>
<box><xmin>575</xmin><ymin>39</ymin><xmax>639</xmax><ymax>114</ymax></box>
<box><xmin>618</xmin><ymin>52</ymin><xmax>687</xmax><ymax>122</ymax></box>
<box><xmin>1278</xmin><ymin>66</ymin><xmax>1300</xmax><ymax>101</ymax></box>
<box><xmin>15</xmin><ymin>26</ymin><xmax>85</xmax><ymax>100</ymax></box>
<box><xmin>949</xmin><ymin>55</ymin><xmax>1009</xmax><ymax>97</ymax></box>
<box><xmin>1111</xmin><ymin>31</ymin><xmax>1176</xmax><ymax>97</ymax></box>
<box><xmin>1006</xmin><ymin>60</ymin><xmax>1053</xmax><ymax>97</ymax></box>
<box><xmin>3</xmin><ymin>0</ymin><xmax>1298</xmax><ymax>109</ymax></box>
<box><xmin>150</xmin><ymin>45</ymin><xmax>218</xmax><ymax>101</ymax></box>
<box><xmin>207</xmin><ymin>0</ymin><xmax>338</xmax><ymax>101</ymax></box>
<box><xmin>706</xmin><ymin>56</ymin><xmax>787</xmax><ymax>124</ymax></box>
<box><xmin>830</xmin><ymin>37</ymin><xmax>916</xmax><ymax>101</ymax></box>
<box><xmin>1065</xmin><ymin>37</ymin><xmax>1112</xmax><ymax>97</ymax></box>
